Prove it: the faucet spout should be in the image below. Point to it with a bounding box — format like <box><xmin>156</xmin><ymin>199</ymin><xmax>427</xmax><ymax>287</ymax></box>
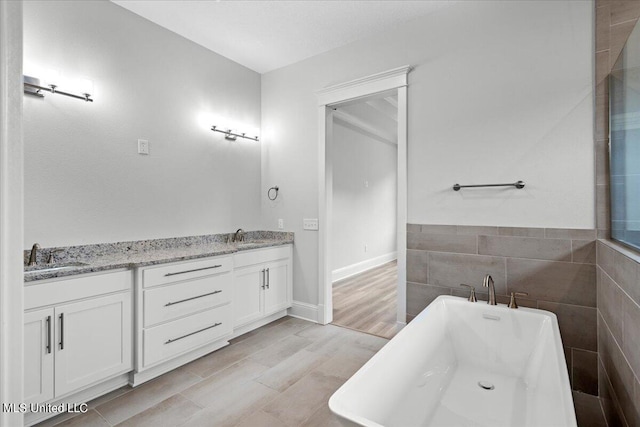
<box><xmin>233</xmin><ymin>228</ymin><xmax>245</xmax><ymax>243</ymax></box>
<box><xmin>28</xmin><ymin>243</ymin><xmax>41</xmax><ymax>266</ymax></box>
<box><xmin>483</xmin><ymin>274</ymin><xmax>497</xmax><ymax>305</ymax></box>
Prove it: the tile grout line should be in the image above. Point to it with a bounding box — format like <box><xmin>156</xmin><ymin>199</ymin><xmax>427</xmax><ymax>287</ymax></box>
<box><xmin>92</xmin><ymin>407</ymin><xmax>112</xmax><ymax>427</ymax></box>
<box><xmin>600</xmin><ymin>267</ymin><xmax>640</xmax><ymax>311</ymax></box>
<box><xmin>598</xmin><ymin>396</ymin><xmax>610</xmax><ymax>427</ymax></box>
<box><xmin>598</xmin><ymin>310</ymin><xmax>640</xmax><ymax>385</ymax></box>
<box><xmin>177</xmin><ymin>391</ymin><xmax>206</xmax><ymax>410</ymax></box>
<box><xmin>89</xmin><ymin>387</ymin><xmax>135</xmax><ymax>413</ymax></box>
<box><xmin>408</xmin><ymin>249</ymin><xmax>597</xmax><ymax>265</ymax></box>
<box><xmin>610</xmin><ymin>17</ymin><xmax>640</xmax><ymax>27</ymax></box>
<box><xmin>47</xmin><ymin>412</ymin><xmax>81</xmax><ymax>427</ymax></box>
<box><xmin>599</xmin><ymin>355</ymin><xmax>631</xmax><ymax>427</ymax></box>
<box><xmin>94</xmin><ymin>409</ymin><xmax>113</xmax><ymax>427</ymax></box>
<box><xmin>193</xmin><ymin>322</ymin><xmax>313</xmax><ymax>379</ymax></box>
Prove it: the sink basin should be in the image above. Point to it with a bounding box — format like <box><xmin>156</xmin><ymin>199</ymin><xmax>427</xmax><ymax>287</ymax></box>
<box><xmin>24</xmin><ymin>262</ymin><xmax>89</xmax><ymax>275</ymax></box>
<box><xmin>237</xmin><ymin>240</ymin><xmax>270</xmax><ymax>247</ymax></box>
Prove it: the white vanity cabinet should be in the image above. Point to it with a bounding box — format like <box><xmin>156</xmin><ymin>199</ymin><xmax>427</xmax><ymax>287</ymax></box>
<box><xmin>133</xmin><ymin>256</ymin><xmax>234</xmax><ymax>385</ymax></box>
<box><xmin>24</xmin><ymin>270</ymin><xmax>133</xmax><ymax>408</ymax></box>
<box><xmin>233</xmin><ymin>245</ymin><xmax>292</xmax><ymax>329</ymax></box>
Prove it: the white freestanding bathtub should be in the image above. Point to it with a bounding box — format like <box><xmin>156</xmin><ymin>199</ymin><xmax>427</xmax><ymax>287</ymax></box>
<box><xmin>329</xmin><ymin>295</ymin><xmax>576</xmax><ymax>427</ymax></box>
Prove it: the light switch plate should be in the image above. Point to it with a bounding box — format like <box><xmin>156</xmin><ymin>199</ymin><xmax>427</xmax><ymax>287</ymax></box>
<box><xmin>303</xmin><ymin>218</ymin><xmax>319</xmax><ymax>230</ymax></box>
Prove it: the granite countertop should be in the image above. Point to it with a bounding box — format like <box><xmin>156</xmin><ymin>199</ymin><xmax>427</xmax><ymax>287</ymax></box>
<box><xmin>24</xmin><ymin>231</ymin><xmax>294</xmax><ymax>283</ymax></box>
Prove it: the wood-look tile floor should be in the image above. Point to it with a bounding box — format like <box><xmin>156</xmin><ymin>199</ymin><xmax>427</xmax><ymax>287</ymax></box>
<box><xmin>331</xmin><ymin>261</ymin><xmax>401</xmax><ymax>340</ymax></box>
<box><xmin>36</xmin><ymin>317</ymin><xmax>388</xmax><ymax>427</ymax></box>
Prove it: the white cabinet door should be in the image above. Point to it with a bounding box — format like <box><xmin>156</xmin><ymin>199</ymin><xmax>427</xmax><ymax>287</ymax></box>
<box><xmin>233</xmin><ymin>264</ymin><xmax>265</xmax><ymax>327</ymax></box>
<box><xmin>263</xmin><ymin>259</ymin><xmax>290</xmax><ymax>316</ymax></box>
<box><xmin>24</xmin><ymin>308</ymin><xmax>54</xmax><ymax>404</ymax></box>
<box><xmin>55</xmin><ymin>292</ymin><xmax>132</xmax><ymax>397</ymax></box>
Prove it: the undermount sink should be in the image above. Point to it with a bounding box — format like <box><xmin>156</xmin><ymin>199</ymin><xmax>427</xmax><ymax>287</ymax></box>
<box><xmin>24</xmin><ymin>262</ymin><xmax>89</xmax><ymax>275</ymax></box>
<box><xmin>237</xmin><ymin>240</ymin><xmax>269</xmax><ymax>247</ymax></box>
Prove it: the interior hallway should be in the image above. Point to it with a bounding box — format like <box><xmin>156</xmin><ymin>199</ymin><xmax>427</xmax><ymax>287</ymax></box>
<box><xmin>331</xmin><ymin>261</ymin><xmax>401</xmax><ymax>339</ymax></box>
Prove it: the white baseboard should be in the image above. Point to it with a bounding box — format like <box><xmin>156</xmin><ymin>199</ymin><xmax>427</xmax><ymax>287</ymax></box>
<box><xmin>231</xmin><ymin>310</ymin><xmax>288</xmax><ymax>338</ymax></box>
<box><xmin>317</xmin><ymin>303</ymin><xmax>329</xmax><ymax>325</ymax></box>
<box><xmin>287</xmin><ymin>301</ymin><xmax>319</xmax><ymax>323</ymax></box>
<box><xmin>332</xmin><ymin>251</ymin><xmax>397</xmax><ymax>282</ymax></box>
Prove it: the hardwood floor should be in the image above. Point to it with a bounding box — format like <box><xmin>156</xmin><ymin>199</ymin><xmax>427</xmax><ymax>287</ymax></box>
<box><xmin>331</xmin><ymin>261</ymin><xmax>401</xmax><ymax>340</ymax></box>
<box><xmin>36</xmin><ymin>317</ymin><xmax>388</xmax><ymax>427</ymax></box>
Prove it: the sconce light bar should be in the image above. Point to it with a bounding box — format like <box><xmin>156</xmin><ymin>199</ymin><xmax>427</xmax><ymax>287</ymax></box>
<box><xmin>211</xmin><ymin>125</ymin><xmax>259</xmax><ymax>142</ymax></box>
<box><xmin>23</xmin><ymin>76</ymin><xmax>93</xmax><ymax>102</ymax></box>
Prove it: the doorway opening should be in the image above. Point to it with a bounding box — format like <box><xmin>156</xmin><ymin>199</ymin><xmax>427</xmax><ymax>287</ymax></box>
<box><xmin>329</xmin><ymin>92</ymin><xmax>400</xmax><ymax>339</ymax></box>
<box><xmin>316</xmin><ymin>65</ymin><xmax>410</xmax><ymax>335</ymax></box>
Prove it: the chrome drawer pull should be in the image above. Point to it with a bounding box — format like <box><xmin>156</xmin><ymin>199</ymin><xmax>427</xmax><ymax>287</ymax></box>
<box><xmin>59</xmin><ymin>313</ymin><xmax>64</xmax><ymax>350</ymax></box>
<box><xmin>164</xmin><ymin>265</ymin><xmax>222</xmax><ymax>277</ymax></box>
<box><xmin>164</xmin><ymin>290</ymin><xmax>222</xmax><ymax>307</ymax></box>
<box><xmin>164</xmin><ymin>322</ymin><xmax>222</xmax><ymax>344</ymax></box>
<box><xmin>46</xmin><ymin>315</ymin><xmax>52</xmax><ymax>354</ymax></box>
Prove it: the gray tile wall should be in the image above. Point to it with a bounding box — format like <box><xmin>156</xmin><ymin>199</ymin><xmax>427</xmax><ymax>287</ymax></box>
<box><xmin>596</xmin><ymin>1</ymin><xmax>640</xmax><ymax>425</ymax></box>
<box><xmin>406</xmin><ymin>224</ymin><xmax>598</xmax><ymax>396</ymax></box>
<box><xmin>597</xmin><ymin>241</ymin><xmax>640</xmax><ymax>427</ymax></box>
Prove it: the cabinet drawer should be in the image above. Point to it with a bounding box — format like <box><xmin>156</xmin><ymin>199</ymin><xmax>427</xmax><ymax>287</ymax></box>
<box><xmin>142</xmin><ymin>256</ymin><xmax>232</xmax><ymax>288</ymax></box>
<box><xmin>25</xmin><ymin>270</ymin><xmax>132</xmax><ymax>310</ymax></box>
<box><xmin>142</xmin><ymin>303</ymin><xmax>232</xmax><ymax>367</ymax></box>
<box><xmin>143</xmin><ymin>273</ymin><xmax>232</xmax><ymax>327</ymax></box>
<box><xmin>234</xmin><ymin>245</ymin><xmax>291</xmax><ymax>268</ymax></box>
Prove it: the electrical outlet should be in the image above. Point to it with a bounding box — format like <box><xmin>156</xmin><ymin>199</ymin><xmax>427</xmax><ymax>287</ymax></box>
<box><xmin>364</xmin><ymin>245</ymin><xmax>368</xmax><ymax>252</ymax></box>
<box><xmin>303</xmin><ymin>218</ymin><xmax>319</xmax><ymax>230</ymax></box>
<box><xmin>278</xmin><ymin>219</ymin><xmax>284</xmax><ymax>229</ymax></box>
<box><xmin>137</xmin><ymin>139</ymin><xmax>149</xmax><ymax>155</ymax></box>
<box><xmin>364</xmin><ymin>180</ymin><xmax>369</xmax><ymax>188</ymax></box>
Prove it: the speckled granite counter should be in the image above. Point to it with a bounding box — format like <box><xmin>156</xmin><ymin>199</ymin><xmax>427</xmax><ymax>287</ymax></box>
<box><xmin>23</xmin><ymin>231</ymin><xmax>294</xmax><ymax>283</ymax></box>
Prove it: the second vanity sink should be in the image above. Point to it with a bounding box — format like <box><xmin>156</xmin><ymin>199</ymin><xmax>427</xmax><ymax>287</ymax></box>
<box><xmin>24</xmin><ymin>262</ymin><xmax>89</xmax><ymax>275</ymax></box>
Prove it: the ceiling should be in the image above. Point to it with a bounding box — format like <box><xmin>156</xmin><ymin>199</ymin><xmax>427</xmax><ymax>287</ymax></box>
<box><xmin>111</xmin><ymin>1</ymin><xmax>453</xmax><ymax>74</ymax></box>
<box><xmin>334</xmin><ymin>93</ymin><xmax>398</xmax><ymax>145</ymax></box>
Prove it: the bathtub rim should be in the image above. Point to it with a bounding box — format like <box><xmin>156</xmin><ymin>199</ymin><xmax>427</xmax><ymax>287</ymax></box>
<box><xmin>328</xmin><ymin>295</ymin><xmax>577</xmax><ymax>427</ymax></box>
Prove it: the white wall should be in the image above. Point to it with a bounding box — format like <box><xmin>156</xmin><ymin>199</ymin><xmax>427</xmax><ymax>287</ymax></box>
<box><xmin>261</xmin><ymin>1</ymin><xmax>594</xmax><ymax>305</ymax></box>
<box><xmin>23</xmin><ymin>0</ymin><xmax>263</xmax><ymax>247</ymax></box>
<box><xmin>331</xmin><ymin>121</ymin><xmax>397</xmax><ymax>276</ymax></box>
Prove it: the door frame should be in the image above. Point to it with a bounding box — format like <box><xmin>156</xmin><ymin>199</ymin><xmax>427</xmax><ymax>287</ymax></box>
<box><xmin>0</xmin><ymin>1</ymin><xmax>24</xmax><ymax>424</ymax></box>
<box><xmin>316</xmin><ymin>65</ymin><xmax>410</xmax><ymax>325</ymax></box>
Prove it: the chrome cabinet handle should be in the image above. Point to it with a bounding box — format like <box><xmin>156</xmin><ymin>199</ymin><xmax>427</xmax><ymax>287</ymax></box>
<box><xmin>164</xmin><ymin>265</ymin><xmax>222</xmax><ymax>277</ymax></box>
<box><xmin>164</xmin><ymin>322</ymin><xmax>222</xmax><ymax>344</ymax></box>
<box><xmin>58</xmin><ymin>313</ymin><xmax>64</xmax><ymax>350</ymax></box>
<box><xmin>46</xmin><ymin>315</ymin><xmax>51</xmax><ymax>354</ymax></box>
<box><xmin>266</xmin><ymin>268</ymin><xmax>270</xmax><ymax>289</ymax></box>
<box><xmin>261</xmin><ymin>269</ymin><xmax>266</xmax><ymax>289</ymax></box>
<box><xmin>164</xmin><ymin>290</ymin><xmax>222</xmax><ymax>307</ymax></box>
